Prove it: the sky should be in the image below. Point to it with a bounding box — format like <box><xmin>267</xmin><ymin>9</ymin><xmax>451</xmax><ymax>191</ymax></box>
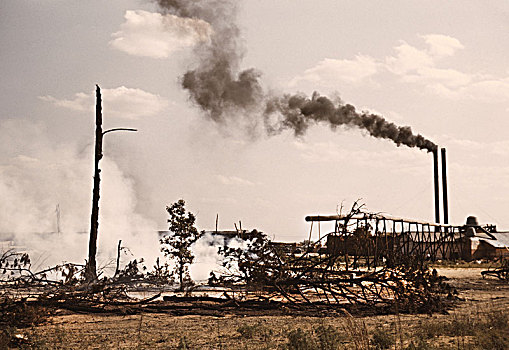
<box><xmin>1</xmin><ymin>0</ymin><xmax>509</xmax><ymax>267</ymax></box>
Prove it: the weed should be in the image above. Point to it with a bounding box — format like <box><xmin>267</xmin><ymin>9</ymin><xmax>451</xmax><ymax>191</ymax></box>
<box><xmin>314</xmin><ymin>324</ymin><xmax>343</xmax><ymax>350</ymax></box>
<box><xmin>136</xmin><ymin>313</ymin><xmax>144</xmax><ymax>349</ymax></box>
<box><xmin>408</xmin><ymin>308</ymin><xmax>509</xmax><ymax>350</ymax></box>
<box><xmin>371</xmin><ymin>326</ymin><xmax>394</xmax><ymax>350</ymax></box>
<box><xmin>0</xmin><ymin>300</ymin><xmax>49</xmax><ymax>330</ymax></box>
<box><xmin>342</xmin><ymin>312</ymin><xmax>370</xmax><ymax>350</ymax></box>
<box><xmin>405</xmin><ymin>338</ymin><xmax>433</xmax><ymax>350</ymax></box>
<box><xmin>484</xmin><ymin>309</ymin><xmax>509</xmax><ymax>330</ymax></box>
<box><xmin>475</xmin><ymin>331</ymin><xmax>509</xmax><ymax>350</ymax></box>
<box><xmin>0</xmin><ymin>327</ymin><xmax>15</xmax><ymax>349</ymax></box>
<box><xmin>471</xmin><ymin>310</ymin><xmax>509</xmax><ymax>350</ymax></box>
<box><xmin>285</xmin><ymin>328</ymin><xmax>315</xmax><ymax>350</ymax></box>
<box><xmin>0</xmin><ymin>298</ymin><xmax>51</xmax><ymax>348</ymax></box>
<box><xmin>237</xmin><ymin>324</ymin><xmax>257</xmax><ymax>339</ymax></box>
<box><xmin>414</xmin><ymin>319</ymin><xmax>444</xmax><ymax>340</ymax></box>
<box><xmin>177</xmin><ymin>336</ymin><xmax>188</xmax><ymax>350</ymax></box>
<box><xmin>447</xmin><ymin>313</ymin><xmax>476</xmax><ymax>337</ymax></box>
<box><xmin>237</xmin><ymin>322</ymin><xmax>273</xmax><ymax>340</ymax></box>
<box><xmin>283</xmin><ymin>324</ymin><xmax>343</xmax><ymax>350</ymax></box>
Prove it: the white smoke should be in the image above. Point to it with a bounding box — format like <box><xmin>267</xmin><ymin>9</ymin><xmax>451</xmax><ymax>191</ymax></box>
<box><xmin>0</xmin><ymin>118</ymin><xmax>160</xmax><ymax>272</ymax></box>
<box><xmin>0</xmin><ymin>115</ymin><xmax>252</xmax><ymax>282</ymax></box>
<box><xmin>189</xmin><ymin>231</ymin><xmax>245</xmax><ymax>283</ymax></box>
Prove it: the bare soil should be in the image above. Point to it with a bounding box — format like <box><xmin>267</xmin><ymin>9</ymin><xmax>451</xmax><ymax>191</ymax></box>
<box><xmin>15</xmin><ymin>268</ymin><xmax>509</xmax><ymax>349</ymax></box>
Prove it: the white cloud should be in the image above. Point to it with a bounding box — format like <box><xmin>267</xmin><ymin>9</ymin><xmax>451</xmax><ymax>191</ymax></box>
<box><xmin>384</xmin><ymin>35</ymin><xmax>509</xmax><ymax>102</ymax></box>
<box><xmin>217</xmin><ymin>175</ymin><xmax>255</xmax><ymax>186</ymax></box>
<box><xmin>289</xmin><ymin>55</ymin><xmax>379</xmax><ymax>87</ymax></box>
<box><xmin>459</xmin><ymin>78</ymin><xmax>509</xmax><ymax>102</ymax></box>
<box><xmin>289</xmin><ymin>33</ymin><xmax>509</xmax><ymax>104</ymax></box>
<box><xmin>110</xmin><ymin>10</ymin><xmax>212</xmax><ymax>58</ymax></box>
<box><xmin>421</xmin><ymin>34</ymin><xmax>464</xmax><ymax>57</ymax></box>
<box><xmin>385</xmin><ymin>41</ymin><xmax>434</xmax><ymax>75</ymax></box>
<box><xmin>386</xmin><ymin>35</ymin><xmax>464</xmax><ymax>76</ymax></box>
<box><xmin>40</xmin><ymin>86</ymin><xmax>169</xmax><ymax>119</ymax></box>
<box><xmin>422</xmin><ymin>77</ymin><xmax>509</xmax><ymax>101</ymax></box>
<box><xmin>402</xmin><ymin>67</ymin><xmax>472</xmax><ymax>88</ymax></box>
<box><xmin>40</xmin><ymin>92</ymin><xmax>90</xmax><ymax>112</ymax></box>
<box><xmin>15</xmin><ymin>155</ymin><xmax>39</xmax><ymax>164</ymax></box>
<box><xmin>385</xmin><ymin>37</ymin><xmax>471</xmax><ymax>92</ymax></box>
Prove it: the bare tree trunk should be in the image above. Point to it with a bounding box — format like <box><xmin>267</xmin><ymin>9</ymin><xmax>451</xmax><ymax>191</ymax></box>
<box><xmin>114</xmin><ymin>240</ymin><xmax>122</xmax><ymax>278</ymax></box>
<box><xmin>179</xmin><ymin>263</ymin><xmax>184</xmax><ymax>291</ymax></box>
<box><xmin>86</xmin><ymin>85</ymin><xmax>103</xmax><ymax>282</ymax></box>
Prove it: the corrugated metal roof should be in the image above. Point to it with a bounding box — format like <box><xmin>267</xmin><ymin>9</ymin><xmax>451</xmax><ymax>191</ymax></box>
<box><xmin>474</xmin><ymin>231</ymin><xmax>495</xmax><ymax>239</ymax></box>
<box><xmin>479</xmin><ymin>231</ymin><xmax>509</xmax><ymax>248</ymax></box>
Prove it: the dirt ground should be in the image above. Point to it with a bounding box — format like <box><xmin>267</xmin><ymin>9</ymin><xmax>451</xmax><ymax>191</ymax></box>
<box><xmin>16</xmin><ymin>268</ymin><xmax>509</xmax><ymax>349</ymax></box>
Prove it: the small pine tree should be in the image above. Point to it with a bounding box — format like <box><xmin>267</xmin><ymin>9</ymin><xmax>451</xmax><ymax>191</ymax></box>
<box><xmin>160</xmin><ymin>199</ymin><xmax>203</xmax><ymax>291</ymax></box>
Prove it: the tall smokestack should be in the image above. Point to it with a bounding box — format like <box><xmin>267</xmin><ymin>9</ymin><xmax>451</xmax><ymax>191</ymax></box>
<box><xmin>441</xmin><ymin>148</ymin><xmax>449</xmax><ymax>225</ymax></box>
<box><xmin>432</xmin><ymin>148</ymin><xmax>440</xmax><ymax>224</ymax></box>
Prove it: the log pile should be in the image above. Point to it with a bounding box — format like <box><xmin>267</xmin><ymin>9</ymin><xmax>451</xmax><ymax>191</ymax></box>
<box><xmin>482</xmin><ymin>259</ymin><xmax>509</xmax><ymax>280</ymax></box>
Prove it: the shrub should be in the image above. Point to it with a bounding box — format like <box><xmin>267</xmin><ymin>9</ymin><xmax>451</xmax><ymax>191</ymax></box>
<box><xmin>447</xmin><ymin>314</ymin><xmax>476</xmax><ymax>337</ymax></box>
<box><xmin>484</xmin><ymin>309</ymin><xmax>509</xmax><ymax>330</ymax></box>
<box><xmin>237</xmin><ymin>324</ymin><xmax>257</xmax><ymax>339</ymax></box>
<box><xmin>284</xmin><ymin>325</ymin><xmax>343</xmax><ymax>350</ymax></box>
<box><xmin>404</xmin><ymin>338</ymin><xmax>433</xmax><ymax>350</ymax></box>
<box><xmin>237</xmin><ymin>322</ymin><xmax>273</xmax><ymax>340</ymax></box>
<box><xmin>314</xmin><ymin>324</ymin><xmax>343</xmax><ymax>350</ymax></box>
<box><xmin>476</xmin><ymin>331</ymin><xmax>509</xmax><ymax>350</ymax></box>
<box><xmin>0</xmin><ymin>298</ymin><xmax>51</xmax><ymax>348</ymax></box>
<box><xmin>371</xmin><ymin>327</ymin><xmax>394</xmax><ymax>349</ymax></box>
<box><xmin>414</xmin><ymin>319</ymin><xmax>444</xmax><ymax>340</ymax></box>
<box><xmin>285</xmin><ymin>328</ymin><xmax>315</xmax><ymax>350</ymax></box>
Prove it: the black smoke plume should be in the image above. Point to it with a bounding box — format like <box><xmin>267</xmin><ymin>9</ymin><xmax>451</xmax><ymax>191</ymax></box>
<box><xmin>265</xmin><ymin>92</ymin><xmax>437</xmax><ymax>151</ymax></box>
<box><xmin>154</xmin><ymin>0</ymin><xmax>437</xmax><ymax>152</ymax></box>
<box><xmin>155</xmin><ymin>0</ymin><xmax>263</xmax><ymax>122</ymax></box>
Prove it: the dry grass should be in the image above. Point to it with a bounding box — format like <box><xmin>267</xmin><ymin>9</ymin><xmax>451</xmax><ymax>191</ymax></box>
<box><xmin>6</xmin><ymin>268</ymin><xmax>509</xmax><ymax>349</ymax></box>
<box><xmin>13</xmin><ymin>305</ymin><xmax>507</xmax><ymax>349</ymax></box>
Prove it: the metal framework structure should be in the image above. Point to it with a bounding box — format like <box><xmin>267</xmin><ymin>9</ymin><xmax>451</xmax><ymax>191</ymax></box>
<box><xmin>306</xmin><ymin>213</ymin><xmax>465</xmax><ymax>268</ymax></box>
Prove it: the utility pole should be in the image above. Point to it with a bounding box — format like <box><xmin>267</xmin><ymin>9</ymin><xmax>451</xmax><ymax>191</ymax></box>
<box><xmin>85</xmin><ymin>85</ymin><xmax>136</xmax><ymax>282</ymax></box>
<box><xmin>56</xmin><ymin>204</ymin><xmax>61</xmax><ymax>234</ymax></box>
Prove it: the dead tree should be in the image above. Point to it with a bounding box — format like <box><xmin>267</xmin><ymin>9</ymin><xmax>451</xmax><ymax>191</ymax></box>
<box><xmin>85</xmin><ymin>85</ymin><xmax>136</xmax><ymax>282</ymax></box>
